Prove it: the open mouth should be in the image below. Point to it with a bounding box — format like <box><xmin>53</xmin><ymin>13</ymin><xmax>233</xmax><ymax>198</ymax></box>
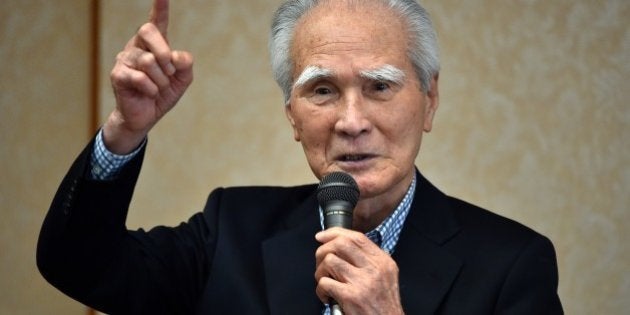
<box><xmin>339</xmin><ymin>154</ymin><xmax>372</xmax><ymax>162</ymax></box>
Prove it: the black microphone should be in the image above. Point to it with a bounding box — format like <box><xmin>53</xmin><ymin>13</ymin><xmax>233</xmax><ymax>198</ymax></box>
<box><xmin>317</xmin><ymin>171</ymin><xmax>359</xmax><ymax>229</ymax></box>
<box><xmin>316</xmin><ymin>171</ymin><xmax>360</xmax><ymax>315</ymax></box>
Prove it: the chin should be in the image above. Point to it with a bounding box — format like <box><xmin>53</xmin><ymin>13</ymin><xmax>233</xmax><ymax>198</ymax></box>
<box><xmin>353</xmin><ymin>174</ymin><xmax>387</xmax><ymax>199</ymax></box>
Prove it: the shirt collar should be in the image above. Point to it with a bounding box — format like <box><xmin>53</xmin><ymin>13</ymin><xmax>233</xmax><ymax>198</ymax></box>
<box><xmin>318</xmin><ymin>173</ymin><xmax>417</xmax><ymax>255</ymax></box>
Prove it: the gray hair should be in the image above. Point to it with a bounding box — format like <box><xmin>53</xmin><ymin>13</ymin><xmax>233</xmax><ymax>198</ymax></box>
<box><xmin>269</xmin><ymin>0</ymin><xmax>440</xmax><ymax>103</ymax></box>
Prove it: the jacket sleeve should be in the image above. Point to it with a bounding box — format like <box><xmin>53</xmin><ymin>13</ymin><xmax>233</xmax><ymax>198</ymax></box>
<box><xmin>36</xmin><ymin>138</ymin><xmax>214</xmax><ymax>315</ymax></box>
<box><xmin>494</xmin><ymin>234</ymin><xmax>564</xmax><ymax>314</ymax></box>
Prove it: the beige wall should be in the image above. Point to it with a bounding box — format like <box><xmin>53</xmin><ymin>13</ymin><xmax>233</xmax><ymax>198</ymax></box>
<box><xmin>1</xmin><ymin>0</ymin><xmax>627</xmax><ymax>314</ymax></box>
<box><xmin>423</xmin><ymin>2</ymin><xmax>629</xmax><ymax>313</ymax></box>
<box><xmin>0</xmin><ymin>1</ymin><xmax>90</xmax><ymax>314</ymax></box>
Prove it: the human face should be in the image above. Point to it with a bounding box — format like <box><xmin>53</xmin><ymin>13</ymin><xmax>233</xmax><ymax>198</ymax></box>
<box><xmin>285</xmin><ymin>2</ymin><xmax>439</xmax><ymax>204</ymax></box>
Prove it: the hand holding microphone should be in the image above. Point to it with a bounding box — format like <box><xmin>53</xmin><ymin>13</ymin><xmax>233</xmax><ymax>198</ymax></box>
<box><xmin>317</xmin><ymin>172</ymin><xmax>360</xmax><ymax>314</ymax></box>
<box><xmin>315</xmin><ymin>172</ymin><xmax>404</xmax><ymax>315</ymax></box>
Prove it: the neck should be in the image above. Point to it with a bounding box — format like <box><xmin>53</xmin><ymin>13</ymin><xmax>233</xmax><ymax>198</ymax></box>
<box><xmin>351</xmin><ymin>173</ymin><xmax>415</xmax><ymax>232</ymax></box>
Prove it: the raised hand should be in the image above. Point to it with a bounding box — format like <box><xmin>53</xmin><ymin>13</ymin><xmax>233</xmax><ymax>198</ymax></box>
<box><xmin>315</xmin><ymin>228</ymin><xmax>404</xmax><ymax>315</ymax></box>
<box><xmin>104</xmin><ymin>0</ymin><xmax>193</xmax><ymax>154</ymax></box>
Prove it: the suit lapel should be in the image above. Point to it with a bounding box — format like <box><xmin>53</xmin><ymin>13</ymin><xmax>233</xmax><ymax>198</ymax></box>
<box><xmin>392</xmin><ymin>172</ymin><xmax>463</xmax><ymax>313</ymax></box>
<box><xmin>261</xmin><ymin>192</ymin><xmax>323</xmax><ymax>314</ymax></box>
<box><xmin>260</xmin><ymin>172</ymin><xmax>462</xmax><ymax>314</ymax></box>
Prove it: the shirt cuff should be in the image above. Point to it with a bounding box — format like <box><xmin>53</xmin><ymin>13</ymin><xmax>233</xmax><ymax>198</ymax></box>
<box><xmin>89</xmin><ymin>129</ymin><xmax>145</xmax><ymax>180</ymax></box>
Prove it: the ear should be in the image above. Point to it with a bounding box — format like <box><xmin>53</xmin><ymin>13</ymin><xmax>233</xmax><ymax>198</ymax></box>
<box><xmin>285</xmin><ymin>102</ymin><xmax>301</xmax><ymax>142</ymax></box>
<box><xmin>423</xmin><ymin>74</ymin><xmax>439</xmax><ymax>132</ymax></box>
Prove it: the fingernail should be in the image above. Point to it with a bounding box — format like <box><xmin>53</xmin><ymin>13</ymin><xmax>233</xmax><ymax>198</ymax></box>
<box><xmin>315</xmin><ymin>231</ymin><xmax>323</xmax><ymax>240</ymax></box>
<box><xmin>166</xmin><ymin>63</ymin><xmax>176</xmax><ymax>75</ymax></box>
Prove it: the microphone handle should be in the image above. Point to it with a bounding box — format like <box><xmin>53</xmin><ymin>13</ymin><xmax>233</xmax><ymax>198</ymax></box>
<box><xmin>323</xmin><ymin>200</ymin><xmax>354</xmax><ymax>229</ymax></box>
<box><xmin>323</xmin><ymin>203</ymin><xmax>353</xmax><ymax>315</ymax></box>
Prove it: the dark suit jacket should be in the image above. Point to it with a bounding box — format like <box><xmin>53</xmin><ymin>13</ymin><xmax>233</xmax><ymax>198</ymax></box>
<box><xmin>37</xmin><ymin>140</ymin><xmax>562</xmax><ymax>314</ymax></box>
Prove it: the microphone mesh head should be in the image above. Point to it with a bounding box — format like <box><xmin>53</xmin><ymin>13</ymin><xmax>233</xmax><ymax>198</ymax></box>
<box><xmin>316</xmin><ymin>172</ymin><xmax>360</xmax><ymax>208</ymax></box>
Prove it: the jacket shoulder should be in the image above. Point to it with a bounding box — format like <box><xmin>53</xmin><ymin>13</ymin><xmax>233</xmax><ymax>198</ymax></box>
<box><xmin>204</xmin><ymin>184</ymin><xmax>317</xmax><ymax>212</ymax></box>
<box><xmin>448</xmin><ymin>196</ymin><xmax>544</xmax><ymax>243</ymax></box>
<box><xmin>200</xmin><ymin>184</ymin><xmax>317</xmax><ymax>235</ymax></box>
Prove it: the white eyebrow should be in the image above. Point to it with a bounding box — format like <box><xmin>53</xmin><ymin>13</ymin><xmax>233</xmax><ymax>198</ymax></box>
<box><xmin>292</xmin><ymin>66</ymin><xmax>334</xmax><ymax>90</ymax></box>
<box><xmin>360</xmin><ymin>64</ymin><xmax>406</xmax><ymax>85</ymax></box>
<box><xmin>292</xmin><ymin>64</ymin><xmax>406</xmax><ymax>92</ymax></box>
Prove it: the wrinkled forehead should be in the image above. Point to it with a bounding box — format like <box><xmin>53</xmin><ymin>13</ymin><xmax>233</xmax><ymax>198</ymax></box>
<box><xmin>290</xmin><ymin>2</ymin><xmax>409</xmax><ymax>76</ymax></box>
<box><xmin>294</xmin><ymin>0</ymin><xmax>403</xmax><ymax>38</ymax></box>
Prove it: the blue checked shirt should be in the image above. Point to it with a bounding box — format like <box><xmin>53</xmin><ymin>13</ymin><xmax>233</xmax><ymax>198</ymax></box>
<box><xmin>90</xmin><ymin>130</ymin><xmax>144</xmax><ymax>180</ymax></box>
<box><xmin>319</xmin><ymin>175</ymin><xmax>416</xmax><ymax>314</ymax></box>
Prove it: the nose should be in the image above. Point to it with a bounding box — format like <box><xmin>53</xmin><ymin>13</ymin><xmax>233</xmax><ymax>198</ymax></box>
<box><xmin>334</xmin><ymin>92</ymin><xmax>372</xmax><ymax>137</ymax></box>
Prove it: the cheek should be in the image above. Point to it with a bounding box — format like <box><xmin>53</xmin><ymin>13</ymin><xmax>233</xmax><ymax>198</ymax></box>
<box><xmin>382</xmin><ymin>102</ymin><xmax>422</xmax><ymax>131</ymax></box>
<box><xmin>296</xmin><ymin>121</ymin><xmax>332</xmax><ymax>177</ymax></box>
<box><xmin>381</xmin><ymin>104</ymin><xmax>424</xmax><ymax>153</ymax></box>
<box><xmin>298</xmin><ymin>123</ymin><xmax>328</xmax><ymax>151</ymax></box>
<box><xmin>293</xmin><ymin>109</ymin><xmax>333</xmax><ymax>148</ymax></box>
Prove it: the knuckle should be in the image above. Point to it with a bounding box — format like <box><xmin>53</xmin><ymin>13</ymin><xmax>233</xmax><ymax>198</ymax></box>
<box><xmin>315</xmin><ymin>250</ymin><xmax>330</xmax><ymax>266</ymax></box>
<box><xmin>322</xmin><ymin>252</ymin><xmax>336</xmax><ymax>266</ymax></box>
<box><xmin>313</xmin><ymin>269</ymin><xmax>322</xmax><ymax>282</ymax></box>
<box><xmin>349</xmin><ymin>232</ymin><xmax>368</xmax><ymax>247</ymax></box>
<box><xmin>137</xmin><ymin>23</ymin><xmax>155</xmax><ymax>37</ymax></box>
<box><xmin>386</xmin><ymin>260</ymin><xmax>399</xmax><ymax>274</ymax></box>
<box><xmin>315</xmin><ymin>246</ymin><xmax>325</xmax><ymax>259</ymax></box>
<box><xmin>110</xmin><ymin>68</ymin><xmax>127</xmax><ymax>83</ymax></box>
<box><xmin>136</xmin><ymin>53</ymin><xmax>156</xmax><ymax>69</ymax></box>
<box><xmin>115</xmin><ymin>51</ymin><xmax>126</xmax><ymax>61</ymax></box>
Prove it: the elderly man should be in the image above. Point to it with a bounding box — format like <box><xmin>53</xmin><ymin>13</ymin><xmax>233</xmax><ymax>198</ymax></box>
<box><xmin>37</xmin><ymin>0</ymin><xmax>563</xmax><ymax>314</ymax></box>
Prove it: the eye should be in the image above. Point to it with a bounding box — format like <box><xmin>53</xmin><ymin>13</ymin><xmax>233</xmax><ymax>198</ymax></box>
<box><xmin>305</xmin><ymin>83</ymin><xmax>338</xmax><ymax>105</ymax></box>
<box><xmin>373</xmin><ymin>81</ymin><xmax>390</xmax><ymax>92</ymax></box>
<box><xmin>314</xmin><ymin>86</ymin><xmax>333</xmax><ymax>95</ymax></box>
<box><xmin>365</xmin><ymin>80</ymin><xmax>396</xmax><ymax>101</ymax></box>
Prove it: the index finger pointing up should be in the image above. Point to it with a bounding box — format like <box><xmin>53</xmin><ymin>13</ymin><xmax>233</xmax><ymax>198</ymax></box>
<box><xmin>149</xmin><ymin>0</ymin><xmax>169</xmax><ymax>37</ymax></box>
